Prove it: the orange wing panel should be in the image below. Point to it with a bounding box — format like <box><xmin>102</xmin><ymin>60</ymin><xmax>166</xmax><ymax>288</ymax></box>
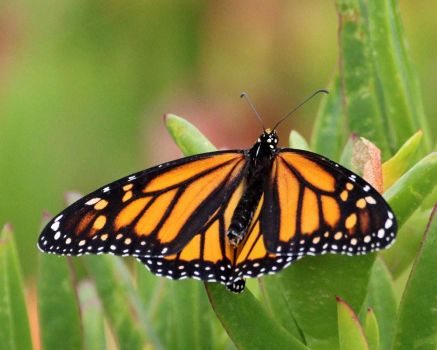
<box><xmin>144</xmin><ymin>153</ymin><xmax>241</xmax><ymax>192</ymax></box>
<box><xmin>276</xmin><ymin>158</ymin><xmax>299</xmax><ymax>242</ymax></box>
<box><xmin>279</xmin><ymin>153</ymin><xmax>335</xmax><ymax>192</ymax></box>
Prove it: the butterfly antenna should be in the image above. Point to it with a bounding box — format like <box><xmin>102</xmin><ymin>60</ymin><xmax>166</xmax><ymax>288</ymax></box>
<box><xmin>273</xmin><ymin>89</ymin><xmax>329</xmax><ymax>130</ymax></box>
<box><xmin>240</xmin><ymin>92</ymin><xmax>265</xmax><ymax>131</ymax></box>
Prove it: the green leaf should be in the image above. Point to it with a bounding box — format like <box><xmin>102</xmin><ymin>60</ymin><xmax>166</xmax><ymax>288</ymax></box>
<box><xmin>367</xmin><ymin>0</ymin><xmax>420</xmax><ymax>152</ymax></box>
<box><xmin>337</xmin><ymin>296</ymin><xmax>369</xmax><ymax>350</ymax></box>
<box><xmin>340</xmin><ymin>134</ymin><xmax>358</xmax><ymax>170</ymax></box>
<box><xmin>259</xmin><ymin>276</ymin><xmax>304</xmax><ymax>341</ymax></box>
<box><xmin>382</xmin><ymin>130</ymin><xmax>423</xmax><ymax>190</ymax></box>
<box><xmin>168</xmin><ymin>281</ymin><xmax>212</xmax><ymax>350</ymax></box>
<box><xmin>165</xmin><ymin>113</ymin><xmax>216</xmax><ymax>155</ymax></box>
<box><xmin>393</xmin><ymin>205</ymin><xmax>437</xmax><ymax>349</ymax></box>
<box><xmin>385</xmin><ymin>0</ymin><xmax>432</xmax><ymax>151</ymax></box>
<box><xmin>384</xmin><ymin>152</ymin><xmax>437</xmax><ymax>229</ymax></box>
<box><xmin>206</xmin><ymin>283</ymin><xmax>309</xmax><ymax>350</ymax></box>
<box><xmin>381</xmin><ymin>210</ymin><xmax>429</xmax><ymax>279</ymax></box>
<box><xmin>311</xmin><ymin>75</ymin><xmax>345</xmax><ymax>161</ymax></box>
<box><xmin>136</xmin><ymin>267</ymin><xmax>175</xmax><ymax>349</ymax></box>
<box><xmin>0</xmin><ymin>224</ymin><xmax>32</xmax><ymax>350</ymax></box>
<box><xmin>136</xmin><ymin>263</ymin><xmax>160</xmax><ymax>312</ymax></box>
<box><xmin>336</xmin><ymin>0</ymin><xmax>391</xmax><ymax>158</ymax></box>
<box><xmin>364</xmin><ymin>258</ymin><xmax>396</xmax><ymax>350</ymax></box>
<box><xmin>38</xmin><ymin>229</ymin><xmax>83</xmax><ymax>349</ymax></box>
<box><xmin>78</xmin><ymin>281</ymin><xmax>106</xmax><ymax>350</ymax></box>
<box><xmin>422</xmin><ymin>184</ymin><xmax>437</xmax><ymax>211</ymax></box>
<box><xmin>289</xmin><ymin>130</ymin><xmax>310</xmax><ymax>151</ymax></box>
<box><xmin>278</xmin><ymin>254</ymin><xmax>374</xmax><ymax>350</ymax></box>
<box><xmin>363</xmin><ymin>308</ymin><xmax>379</xmax><ymax>350</ymax></box>
<box><xmin>165</xmin><ymin>114</ymin><xmax>218</xmax><ymax>349</ymax></box>
<box><xmin>83</xmin><ymin>255</ymin><xmax>148</xmax><ymax>350</ymax></box>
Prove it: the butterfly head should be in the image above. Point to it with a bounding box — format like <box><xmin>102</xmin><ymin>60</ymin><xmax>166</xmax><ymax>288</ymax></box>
<box><xmin>259</xmin><ymin>128</ymin><xmax>278</xmax><ymax>150</ymax></box>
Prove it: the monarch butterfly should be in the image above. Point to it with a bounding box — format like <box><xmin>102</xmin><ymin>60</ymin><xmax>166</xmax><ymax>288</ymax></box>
<box><xmin>37</xmin><ymin>91</ymin><xmax>396</xmax><ymax>293</ymax></box>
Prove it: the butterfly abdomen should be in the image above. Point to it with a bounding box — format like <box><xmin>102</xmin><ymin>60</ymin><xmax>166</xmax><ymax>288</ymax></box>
<box><xmin>227</xmin><ymin>136</ymin><xmax>276</xmax><ymax>246</ymax></box>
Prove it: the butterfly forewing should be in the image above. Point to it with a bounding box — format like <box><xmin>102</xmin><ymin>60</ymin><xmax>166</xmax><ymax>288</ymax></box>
<box><xmin>261</xmin><ymin>149</ymin><xmax>396</xmax><ymax>257</ymax></box>
<box><xmin>38</xmin><ymin>151</ymin><xmax>249</xmax><ymax>258</ymax></box>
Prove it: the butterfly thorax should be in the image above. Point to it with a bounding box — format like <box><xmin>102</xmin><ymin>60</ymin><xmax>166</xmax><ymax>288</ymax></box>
<box><xmin>227</xmin><ymin>129</ymin><xmax>278</xmax><ymax>246</ymax></box>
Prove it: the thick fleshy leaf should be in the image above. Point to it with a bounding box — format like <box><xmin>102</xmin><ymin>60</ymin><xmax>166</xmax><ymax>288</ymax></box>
<box><xmin>38</xmin><ymin>220</ymin><xmax>83</xmax><ymax>350</ymax></box>
<box><xmin>165</xmin><ymin>113</ymin><xmax>216</xmax><ymax>155</ymax></box>
<box><xmin>206</xmin><ymin>283</ymin><xmax>309</xmax><ymax>350</ymax></box>
<box><xmin>278</xmin><ymin>254</ymin><xmax>374</xmax><ymax>350</ymax></box>
<box><xmin>136</xmin><ymin>267</ymin><xmax>175</xmax><ymax>349</ymax></box>
<box><xmin>382</xmin><ymin>130</ymin><xmax>423</xmax><ymax>190</ymax></box>
<box><xmin>367</xmin><ymin>1</ymin><xmax>420</xmax><ymax>152</ymax></box>
<box><xmin>136</xmin><ymin>263</ymin><xmax>159</xmax><ymax>310</ymax></box>
<box><xmin>422</xmin><ymin>182</ymin><xmax>437</xmax><ymax>211</ymax></box>
<box><xmin>336</xmin><ymin>0</ymin><xmax>391</xmax><ymax>158</ymax></box>
<box><xmin>83</xmin><ymin>255</ymin><xmax>148</xmax><ymax>350</ymax></box>
<box><xmin>289</xmin><ymin>130</ymin><xmax>310</xmax><ymax>151</ymax></box>
<box><xmin>259</xmin><ymin>276</ymin><xmax>304</xmax><ymax>341</ymax></box>
<box><xmin>364</xmin><ymin>308</ymin><xmax>379</xmax><ymax>350</ymax></box>
<box><xmin>168</xmin><ymin>280</ymin><xmax>212</xmax><ymax>350</ymax></box>
<box><xmin>392</xmin><ymin>0</ymin><xmax>432</xmax><ymax>152</ymax></box>
<box><xmin>384</xmin><ymin>153</ymin><xmax>437</xmax><ymax>229</ymax></box>
<box><xmin>339</xmin><ymin>134</ymin><xmax>357</xmax><ymax>171</ymax></box>
<box><xmin>381</xmin><ymin>209</ymin><xmax>430</xmax><ymax>278</ymax></box>
<box><xmin>393</xmin><ymin>205</ymin><xmax>437</xmax><ymax>349</ymax></box>
<box><xmin>337</xmin><ymin>296</ymin><xmax>369</xmax><ymax>350</ymax></box>
<box><xmin>311</xmin><ymin>75</ymin><xmax>345</xmax><ymax>161</ymax></box>
<box><xmin>364</xmin><ymin>258</ymin><xmax>396</xmax><ymax>350</ymax></box>
<box><xmin>78</xmin><ymin>281</ymin><xmax>106</xmax><ymax>350</ymax></box>
<box><xmin>165</xmin><ymin>114</ymin><xmax>217</xmax><ymax>349</ymax></box>
<box><xmin>372</xmin><ymin>0</ymin><xmax>432</xmax><ymax>152</ymax></box>
<box><xmin>0</xmin><ymin>224</ymin><xmax>32</xmax><ymax>350</ymax></box>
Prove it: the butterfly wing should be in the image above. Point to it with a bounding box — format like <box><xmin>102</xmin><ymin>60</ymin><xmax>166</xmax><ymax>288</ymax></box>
<box><xmin>232</xmin><ymin>195</ymin><xmax>298</xmax><ymax>281</ymax></box>
<box><xmin>137</xmin><ymin>186</ymin><xmax>297</xmax><ymax>292</ymax></box>
<box><xmin>262</xmin><ymin>149</ymin><xmax>396</xmax><ymax>257</ymax></box>
<box><xmin>137</xmin><ymin>179</ymin><xmax>246</xmax><ymax>285</ymax></box>
<box><xmin>38</xmin><ymin>150</ymin><xmax>249</xmax><ymax>258</ymax></box>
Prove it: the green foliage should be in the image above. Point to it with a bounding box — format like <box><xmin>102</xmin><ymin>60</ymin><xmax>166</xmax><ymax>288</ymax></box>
<box><xmin>392</xmin><ymin>206</ymin><xmax>437</xmax><ymax>349</ymax></box>
<box><xmin>363</xmin><ymin>308</ymin><xmax>380</xmax><ymax>350</ymax></box>
<box><xmin>1</xmin><ymin>1</ymin><xmax>435</xmax><ymax>349</ymax></box>
<box><xmin>0</xmin><ymin>225</ymin><xmax>32</xmax><ymax>350</ymax></box>
<box><xmin>336</xmin><ymin>297</ymin><xmax>369</xmax><ymax>350</ymax></box>
<box><xmin>206</xmin><ymin>283</ymin><xmax>308</xmax><ymax>350</ymax></box>
<box><xmin>38</xmin><ymin>253</ymin><xmax>83</xmax><ymax>350</ymax></box>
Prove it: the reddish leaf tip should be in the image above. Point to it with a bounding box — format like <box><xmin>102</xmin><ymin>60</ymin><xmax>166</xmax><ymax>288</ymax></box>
<box><xmin>2</xmin><ymin>222</ymin><xmax>14</xmax><ymax>233</ymax></box>
<box><xmin>42</xmin><ymin>211</ymin><xmax>53</xmax><ymax>221</ymax></box>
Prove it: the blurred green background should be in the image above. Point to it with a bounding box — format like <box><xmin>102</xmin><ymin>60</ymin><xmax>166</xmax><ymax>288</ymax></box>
<box><xmin>0</xmin><ymin>0</ymin><xmax>435</xmax><ymax>279</ymax></box>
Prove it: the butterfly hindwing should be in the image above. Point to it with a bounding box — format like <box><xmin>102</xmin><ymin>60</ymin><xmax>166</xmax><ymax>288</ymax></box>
<box><xmin>232</xmin><ymin>195</ymin><xmax>298</xmax><ymax>280</ymax></box>
<box><xmin>261</xmin><ymin>149</ymin><xmax>396</xmax><ymax>257</ymax></box>
<box><xmin>38</xmin><ymin>151</ymin><xmax>249</xmax><ymax>258</ymax></box>
<box><xmin>138</xmin><ymin>180</ymin><xmax>246</xmax><ymax>287</ymax></box>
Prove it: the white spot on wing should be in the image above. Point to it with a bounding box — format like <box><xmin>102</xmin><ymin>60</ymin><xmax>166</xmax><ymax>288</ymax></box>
<box><xmin>86</xmin><ymin>198</ymin><xmax>101</xmax><ymax>205</ymax></box>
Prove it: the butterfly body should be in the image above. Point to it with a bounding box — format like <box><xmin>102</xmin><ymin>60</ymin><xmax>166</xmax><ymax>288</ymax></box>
<box><xmin>38</xmin><ymin>127</ymin><xmax>396</xmax><ymax>293</ymax></box>
<box><xmin>228</xmin><ymin>129</ymin><xmax>278</xmax><ymax>246</ymax></box>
